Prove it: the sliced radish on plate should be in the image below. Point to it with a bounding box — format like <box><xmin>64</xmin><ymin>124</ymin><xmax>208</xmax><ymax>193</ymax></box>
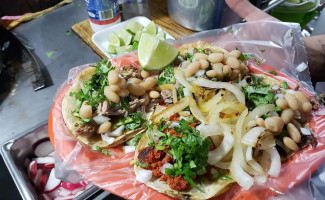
<box><xmin>71</xmin><ymin>187</ymin><xmax>85</xmax><ymax>195</ymax></box>
<box><xmin>39</xmin><ymin>163</ymin><xmax>55</xmax><ymax>170</ymax></box>
<box><xmin>34</xmin><ymin>139</ymin><xmax>54</xmax><ymax>157</ymax></box>
<box><xmin>33</xmin><ymin>157</ymin><xmax>55</xmax><ymax>164</ymax></box>
<box><xmin>54</xmin><ymin>195</ymin><xmax>75</xmax><ymax>200</ymax></box>
<box><xmin>58</xmin><ymin>187</ymin><xmax>71</xmax><ymax>197</ymax></box>
<box><xmin>44</xmin><ymin>169</ymin><xmax>61</xmax><ymax>193</ymax></box>
<box><xmin>28</xmin><ymin>160</ymin><xmax>38</xmax><ymax>180</ymax></box>
<box><xmin>33</xmin><ymin>169</ymin><xmax>43</xmax><ymax>188</ymax></box>
<box><xmin>39</xmin><ymin>173</ymin><xmax>48</xmax><ymax>193</ymax></box>
<box><xmin>61</xmin><ymin>181</ymin><xmax>84</xmax><ymax>191</ymax></box>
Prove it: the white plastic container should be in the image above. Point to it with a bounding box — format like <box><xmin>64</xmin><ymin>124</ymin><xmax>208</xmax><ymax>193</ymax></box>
<box><xmin>85</xmin><ymin>0</ymin><xmax>121</xmax><ymax>32</ymax></box>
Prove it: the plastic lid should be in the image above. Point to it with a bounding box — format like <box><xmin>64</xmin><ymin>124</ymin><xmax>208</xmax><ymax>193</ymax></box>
<box><xmin>273</xmin><ymin>0</ymin><xmax>320</xmax><ymax>13</ymax></box>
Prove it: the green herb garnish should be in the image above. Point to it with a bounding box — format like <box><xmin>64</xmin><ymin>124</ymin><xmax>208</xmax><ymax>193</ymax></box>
<box><xmin>91</xmin><ymin>145</ymin><xmax>113</xmax><ymax>155</ymax></box>
<box><xmin>126</xmin><ymin>133</ymin><xmax>144</xmax><ymax>146</ymax></box>
<box><xmin>178</xmin><ymin>85</ymin><xmax>185</xmax><ymax>99</ymax></box>
<box><xmin>158</xmin><ymin>66</ymin><xmax>176</xmax><ymax>85</ymax></box>
<box><xmin>239</xmin><ymin>54</ymin><xmax>255</xmax><ymax>61</ymax></box>
<box><xmin>282</xmin><ymin>81</ymin><xmax>289</xmax><ymax>89</ymax></box>
<box><xmin>119</xmin><ymin>97</ymin><xmax>130</xmax><ymax>111</ymax></box>
<box><xmin>243</xmin><ymin>74</ymin><xmax>275</xmax><ymax>110</ymax></box>
<box><xmin>219</xmin><ymin>175</ymin><xmax>232</xmax><ymax>180</ymax></box>
<box><xmin>267</xmin><ymin>70</ymin><xmax>277</xmax><ymax>75</ymax></box>
<box><xmin>116</xmin><ymin>112</ymin><xmax>145</xmax><ymax>131</ymax></box>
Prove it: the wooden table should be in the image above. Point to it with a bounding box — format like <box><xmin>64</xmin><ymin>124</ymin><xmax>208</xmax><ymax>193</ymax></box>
<box><xmin>71</xmin><ymin>0</ymin><xmax>195</xmax><ymax>58</ymax></box>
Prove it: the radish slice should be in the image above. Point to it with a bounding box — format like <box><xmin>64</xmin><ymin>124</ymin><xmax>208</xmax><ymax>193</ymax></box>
<box><xmin>124</xmin><ymin>146</ymin><xmax>136</xmax><ymax>154</ymax></box>
<box><xmin>136</xmin><ymin>169</ymin><xmax>152</xmax><ymax>183</ymax></box>
<box><xmin>39</xmin><ymin>163</ymin><xmax>55</xmax><ymax>170</ymax></box>
<box><xmin>39</xmin><ymin>173</ymin><xmax>48</xmax><ymax>193</ymax></box>
<box><xmin>34</xmin><ymin>140</ymin><xmax>54</xmax><ymax>157</ymax></box>
<box><xmin>44</xmin><ymin>169</ymin><xmax>61</xmax><ymax>193</ymax></box>
<box><xmin>58</xmin><ymin>187</ymin><xmax>71</xmax><ymax>197</ymax></box>
<box><xmin>33</xmin><ymin>169</ymin><xmax>43</xmax><ymax>188</ymax></box>
<box><xmin>28</xmin><ymin>160</ymin><xmax>38</xmax><ymax>180</ymax></box>
<box><xmin>54</xmin><ymin>195</ymin><xmax>75</xmax><ymax>200</ymax></box>
<box><xmin>33</xmin><ymin>157</ymin><xmax>55</xmax><ymax>164</ymax></box>
<box><xmin>85</xmin><ymin>183</ymin><xmax>92</xmax><ymax>190</ymax></box>
<box><xmin>79</xmin><ymin>180</ymin><xmax>88</xmax><ymax>187</ymax></box>
<box><xmin>61</xmin><ymin>181</ymin><xmax>84</xmax><ymax>191</ymax></box>
<box><xmin>45</xmin><ymin>186</ymin><xmax>61</xmax><ymax>198</ymax></box>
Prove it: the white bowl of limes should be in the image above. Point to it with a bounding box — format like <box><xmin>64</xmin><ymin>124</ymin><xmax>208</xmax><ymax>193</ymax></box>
<box><xmin>92</xmin><ymin>16</ymin><xmax>175</xmax><ymax>59</ymax></box>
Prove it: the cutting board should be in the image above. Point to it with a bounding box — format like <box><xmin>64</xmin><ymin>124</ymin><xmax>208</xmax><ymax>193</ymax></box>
<box><xmin>71</xmin><ymin>0</ymin><xmax>195</xmax><ymax>58</ymax></box>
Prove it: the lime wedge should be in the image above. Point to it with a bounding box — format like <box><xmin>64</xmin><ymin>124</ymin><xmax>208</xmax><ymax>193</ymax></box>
<box><xmin>126</xmin><ymin>21</ymin><xmax>144</xmax><ymax>35</ymax></box>
<box><xmin>117</xmin><ymin>29</ymin><xmax>133</xmax><ymax>46</ymax></box>
<box><xmin>108</xmin><ymin>45</ymin><xmax>116</xmax><ymax>54</ymax></box>
<box><xmin>133</xmin><ymin>31</ymin><xmax>142</xmax><ymax>42</ymax></box>
<box><xmin>108</xmin><ymin>32</ymin><xmax>120</xmax><ymax>47</ymax></box>
<box><xmin>143</xmin><ymin>21</ymin><xmax>157</xmax><ymax>36</ymax></box>
<box><xmin>116</xmin><ymin>45</ymin><xmax>133</xmax><ymax>54</ymax></box>
<box><xmin>138</xmin><ymin>33</ymin><xmax>179</xmax><ymax>71</ymax></box>
<box><xmin>156</xmin><ymin>30</ymin><xmax>165</xmax><ymax>40</ymax></box>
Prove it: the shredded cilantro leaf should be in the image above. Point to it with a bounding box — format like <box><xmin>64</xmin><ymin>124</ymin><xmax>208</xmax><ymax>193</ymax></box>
<box><xmin>119</xmin><ymin>97</ymin><xmax>130</xmax><ymax>111</ymax></box>
<box><xmin>267</xmin><ymin>70</ymin><xmax>277</xmax><ymax>75</ymax></box>
<box><xmin>178</xmin><ymin>85</ymin><xmax>185</xmax><ymax>99</ymax></box>
<box><xmin>91</xmin><ymin>145</ymin><xmax>113</xmax><ymax>155</ymax></box>
<box><xmin>185</xmin><ymin>52</ymin><xmax>194</xmax><ymax>61</ymax></box>
<box><xmin>239</xmin><ymin>54</ymin><xmax>255</xmax><ymax>61</ymax></box>
<box><xmin>131</xmin><ymin>159</ymin><xmax>148</xmax><ymax>167</ymax></box>
<box><xmin>157</xmin><ymin>119</ymin><xmax>211</xmax><ymax>191</ymax></box>
<box><xmin>282</xmin><ymin>81</ymin><xmax>289</xmax><ymax>89</ymax></box>
<box><xmin>46</xmin><ymin>52</ymin><xmax>54</xmax><ymax>58</ymax></box>
<box><xmin>260</xmin><ymin>49</ymin><xmax>265</xmax><ymax>53</ymax></box>
<box><xmin>229</xmin><ymin>30</ymin><xmax>234</xmax><ymax>34</ymax></box>
<box><xmin>158</xmin><ymin>66</ymin><xmax>176</xmax><ymax>85</ymax></box>
<box><xmin>211</xmin><ymin>78</ymin><xmax>218</xmax><ymax>81</ymax></box>
<box><xmin>66</xmin><ymin>30</ymin><xmax>71</xmax><ymax>36</ymax></box>
<box><xmin>126</xmin><ymin>133</ymin><xmax>144</xmax><ymax>146</ymax></box>
<box><xmin>255</xmin><ymin>59</ymin><xmax>262</xmax><ymax>66</ymax></box>
<box><xmin>69</xmin><ymin>60</ymin><xmax>115</xmax><ymax>123</ymax></box>
<box><xmin>219</xmin><ymin>175</ymin><xmax>232</xmax><ymax>180</ymax></box>
<box><xmin>243</xmin><ymin>74</ymin><xmax>275</xmax><ymax>110</ymax></box>
<box><xmin>116</xmin><ymin>112</ymin><xmax>145</xmax><ymax>131</ymax></box>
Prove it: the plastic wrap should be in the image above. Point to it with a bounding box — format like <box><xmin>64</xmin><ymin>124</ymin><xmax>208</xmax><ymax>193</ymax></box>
<box><xmin>49</xmin><ymin>21</ymin><xmax>325</xmax><ymax>200</ymax></box>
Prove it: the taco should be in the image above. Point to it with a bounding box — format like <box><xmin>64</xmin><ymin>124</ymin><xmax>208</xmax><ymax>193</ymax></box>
<box><xmin>132</xmin><ymin>41</ymin><xmax>317</xmax><ymax>198</ymax></box>
<box><xmin>61</xmin><ymin>60</ymin><xmax>155</xmax><ymax>148</ymax></box>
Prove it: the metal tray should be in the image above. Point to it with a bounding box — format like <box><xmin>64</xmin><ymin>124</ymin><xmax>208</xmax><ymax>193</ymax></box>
<box><xmin>1</xmin><ymin>121</ymin><xmax>100</xmax><ymax>200</ymax></box>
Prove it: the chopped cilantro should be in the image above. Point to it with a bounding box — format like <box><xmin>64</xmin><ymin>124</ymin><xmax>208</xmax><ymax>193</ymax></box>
<box><xmin>267</xmin><ymin>70</ymin><xmax>277</xmax><ymax>75</ymax></box>
<box><xmin>219</xmin><ymin>175</ymin><xmax>232</xmax><ymax>180</ymax></box>
<box><xmin>229</xmin><ymin>30</ymin><xmax>234</xmax><ymax>34</ymax></box>
<box><xmin>91</xmin><ymin>145</ymin><xmax>113</xmax><ymax>155</ymax></box>
<box><xmin>211</xmin><ymin>78</ymin><xmax>218</xmax><ymax>82</ymax></box>
<box><xmin>119</xmin><ymin>97</ymin><xmax>130</xmax><ymax>111</ymax></box>
<box><xmin>131</xmin><ymin>159</ymin><xmax>148</xmax><ymax>168</ymax></box>
<box><xmin>260</xmin><ymin>49</ymin><xmax>265</xmax><ymax>53</ymax></box>
<box><xmin>156</xmin><ymin>145</ymin><xmax>165</xmax><ymax>150</ymax></box>
<box><xmin>70</xmin><ymin>60</ymin><xmax>115</xmax><ymax>122</ymax></box>
<box><xmin>239</xmin><ymin>54</ymin><xmax>255</xmax><ymax>61</ymax></box>
<box><xmin>126</xmin><ymin>133</ymin><xmax>144</xmax><ymax>146</ymax></box>
<box><xmin>282</xmin><ymin>81</ymin><xmax>289</xmax><ymax>89</ymax></box>
<box><xmin>158</xmin><ymin>66</ymin><xmax>176</xmax><ymax>85</ymax></box>
<box><xmin>255</xmin><ymin>59</ymin><xmax>262</xmax><ymax>66</ymax></box>
<box><xmin>243</xmin><ymin>74</ymin><xmax>275</xmax><ymax>110</ymax></box>
<box><xmin>158</xmin><ymin>119</ymin><xmax>172</xmax><ymax>132</ymax></box>
<box><xmin>185</xmin><ymin>52</ymin><xmax>194</xmax><ymax>61</ymax></box>
<box><xmin>178</xmin><ymin>85</ymin><xmax>185</xmax><ymax>99</ymax></box>
<box><xmin>275</xmin><ymin>106</ymin><xmax>282</xmax><ymax>112</ymax></box>
<box><xmin>46</xmin><ymin>52</ymin><xmax>54</xmax><ymax>58</ymax></box>
<box><xmin>157</xmin><ymin>119</ymin><xmax>212</xmax><ymax>191</ymax></box>
<box><xmin>65</xmin><ymin>30</ymin><xmax>71</xmax><ymax>36</ymax></box>
<box><xmin>116</xmin><ymin>112</ymin><xmax>145</xmax><ymax>131</ymax></box>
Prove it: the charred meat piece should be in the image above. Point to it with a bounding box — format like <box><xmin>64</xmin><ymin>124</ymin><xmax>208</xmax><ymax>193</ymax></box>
<box><xmin>75</xmin><ymin>123</ymin><xmax>98</xmax><ymax>137</ymax></box>
<box><xmin>119</xmin><ymin>65</ymin><xmax>141</xmax><ymax>79</ymax></box>
<box><xmin>160</xmin><ymin>175</ymin><xmax>191</xmax><ymax>191</ymax></box>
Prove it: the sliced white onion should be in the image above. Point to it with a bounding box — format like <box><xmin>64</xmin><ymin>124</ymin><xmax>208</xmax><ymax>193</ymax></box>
<box><xmin>168</xmin><ymin>122</ymin><xmax>179</xmax><ymax>128</ymax></box>
<box><xmin>255</xmin><ymin>174</ymin><xmax>268</xmax><ymax>184</ymax></box>
<box><xmin>186</xmin><ymin>77</ymin><xmax>196</xmax><ymax>82</ymax></box>
<box><xmin>183</xmin><ymin>87</ymin><xmax>192</xmax><ymax>97</ymax></box>
<box><xmin>275</xmin><ymin>93</ymin><xmax>284</xmax><ymax>99</ymax></box>
<box><xmin>101</xmin><ymin>134</ymin><xmax>115</xmax><ymax>144</ymax></box>
<box><xmin>195</xmin><ymin>69</ymin><xmax>205</xmax><ymax>77</ymax></box>
<box><xmin>246</xmin><ymin>146</ymin><xmax>253</xmax><ymax>161</ymax></box>
<box><xmin>296</xmin><ymin>62</ymin><xmax>308</xmax><ymax>72</ymax></box>
<box><xmin>242</xmin><ymin>127</ymin><xmax>266</xmax><ymax>146</ymax></box>
<box><xmin>246</xmin><ymin>104</ymin><xmax>275</xmax><ymax>124</ymax></box>
<box><xmin>199</xmin><ymin>124</ymin><xmax>222</xmax><ymax>137</ymax></box>
<box><xmin>208</xmin><ymin>129</ymin><xmax>234</xmax><ymax>165</ymax></box>
<box><xmin>92</xmin><ymin>115</ymin><xmax>110</xmax><ymax>124</ymax></box>
<box><xmin>214</xmin><ymin>161</ymin><xmax>230</xmax><ymax>169</ymax></box>
<box><xmin>266</xmin><ymin>147</ymin><xmax>281</xmax><ymax>177</ymax></box>
<box><xmin>196</xmin><ymin>123</ymin><xmax>205</xmax><ymax>131</ymax></box>
<box><xmin>160</xmin><ymin>163</ymin><xmax>173</xmax><ymax>174</ymax></box>
<box><xmin>124</xmin><ymin>146</ymin><xmax>136</xmax><ymax>154</ymax></box>
<box><xmin>300</xmin><ymin>127</ymin><xmax>311</xmax><ymax>135</ymax></box>
<box><xmin>107</xmin><ymin>125</ymin><xmax>125</xmax><ymax>137</ymax></box>
<box><xmin>174</xmin><ymin>68</ymin><xmax>194</xmax><ymax>92</ymax></box>
<box><xmin>189</xmin><ymin>97</ymin><xmax>208</xmax><ymax>124</ymax></box>
<box><xmin>272</xmin><ymin>85</ymin><xmax>280</xmax><ymax>90</ymax></box>
<box><xmin>136</xmin><ymin>169</ymin><xmax>152</xmax><ymax>183</ymax></box>
<box><xmin>193</xmin><ymin>78</ymin><xmax>245</xmax><ymax>104</ymax></box>
<box><xmin>230</xmin><ymin>109</ymin><xmax>254</xmax><ymax>190</ymax></box>
<box><xmin>247</xmin><ymin>159</ymin><xmax>264</xmax><ymax>175</ymax></box>
<box><xmin>236</xmin><ymin>79</ymin><xmax>248</xmax><ymax>89</ymax></box>
<box><xmin>286</xmin><ymin>90</ymin><xmax>295</xmax><ymax>95</ymax></box>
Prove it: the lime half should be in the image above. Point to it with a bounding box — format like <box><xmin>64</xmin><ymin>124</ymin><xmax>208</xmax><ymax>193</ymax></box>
<box><xmin>108</xmin><ymin>32</ymin><xmax>120</xmax><ymax>46</ymax></box>
<box><xmin>133</xmin><ymin>31</ymin><xmax>142</xmax><ymax>42</ymax></box>
<box><xmin>143</xmin><ymin>21</ymin><xmax>157</xmax><ymax>36</ymax></box>
<box><xmin>156</xmin><ymin>30</ymin><xmax>165</xmax><ymax>40</ymax></box>
<box><xmin>108</xmin><ymin>45</ymin><xmax>116</xmax><ymax>54</ymax></box>
<box><xmin>138</xmin><ymin>33</ymin><xmax>179</xmax><ymax>71</ymax></box>
<box><xmin>126</xmin><ymin>21</ymin><xmax>144</xmax><ymax>35</ymax></box>
<box><xmin>117</xmin><ymin>29</ymin><xmax>133</xmax><ymax>46</ymax></box>
<box><xmin>116</xmin><ymin>45</ymin><xmax>133</xmax><ymax>54</ymax></box>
